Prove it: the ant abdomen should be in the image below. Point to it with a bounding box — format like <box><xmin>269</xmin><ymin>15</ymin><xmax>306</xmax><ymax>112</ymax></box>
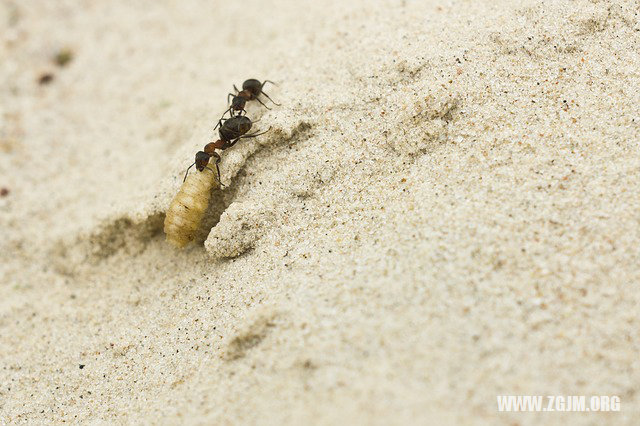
<box><xmin>218</xmin><ymin>116</ymin><xmax>253</xmax><ymax>141</ymax></box>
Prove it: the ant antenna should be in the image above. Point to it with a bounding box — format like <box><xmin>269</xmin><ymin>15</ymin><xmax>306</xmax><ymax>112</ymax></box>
<box><xmin>183</xmin><ymin>162</ymin><xmax>196</xmax><ymax>182</ymax></box>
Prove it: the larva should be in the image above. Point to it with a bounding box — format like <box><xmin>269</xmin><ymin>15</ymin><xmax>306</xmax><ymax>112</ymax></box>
<box><xmin>164</xmin><ymin>167</ymin><xmax>219</xmax><ymax>248</ymax></box>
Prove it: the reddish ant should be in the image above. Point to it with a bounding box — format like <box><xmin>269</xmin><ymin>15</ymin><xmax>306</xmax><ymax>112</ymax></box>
<box><xmin>221</xmin><ymin>79</ymin><xmax>281</xmax><ymax>118</ymax></box>
<box><xmin>183</xmin><ymin>115</ymin><xmax>270</xmax><ymax>184</ymax></box>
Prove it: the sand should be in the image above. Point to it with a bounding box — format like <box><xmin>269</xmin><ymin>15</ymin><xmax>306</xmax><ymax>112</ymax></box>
<box><xmin>1</xmin><ymin>0</ymin><xmax>639</xmax><ymax>424</ymax></box>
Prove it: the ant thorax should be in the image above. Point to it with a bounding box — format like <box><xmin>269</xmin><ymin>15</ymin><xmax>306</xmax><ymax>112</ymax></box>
<box><xmin>204</xmin><ymin>141</ymin><xmax>223</xmax><ymax>154</ymax></box>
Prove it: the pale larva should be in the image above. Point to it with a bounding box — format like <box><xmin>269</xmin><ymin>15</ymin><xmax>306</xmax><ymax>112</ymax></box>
<box><xmin>164</xmin><ymin>167</ymin><xmax>219</xmax><ymax>248</ymax></box>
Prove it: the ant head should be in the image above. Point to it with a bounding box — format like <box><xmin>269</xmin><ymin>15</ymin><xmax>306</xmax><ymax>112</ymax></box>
<box><xmin>194</xmin><ymin>151</ymin><xmax>211</xmax><ymax>171</ymax></box>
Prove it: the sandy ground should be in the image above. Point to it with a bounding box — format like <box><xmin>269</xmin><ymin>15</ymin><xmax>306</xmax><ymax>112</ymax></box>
<box><xmin>1</xmin><ymin>0</ymin><xmax>639</xmax><ymax>424</ymax></box>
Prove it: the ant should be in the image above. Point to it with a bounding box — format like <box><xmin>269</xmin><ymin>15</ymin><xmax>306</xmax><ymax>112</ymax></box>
<box><xmin>183</xmin><ymin>115</ymin><xmax>270</xmax><ymax>184</ymax></box>
<box><xmin>221</xmin><ymin>79</ymin><xmax>281</xmax><ymax>118</ymax></box>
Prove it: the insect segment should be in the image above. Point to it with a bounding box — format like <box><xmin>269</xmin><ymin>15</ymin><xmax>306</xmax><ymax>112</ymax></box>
<box><xmin>185</xmin><ymin>116</ymin><xmax>269</xmax><ymax>183</ymax></box>
<box><xmin>221</xmin><ymin>79</ymin><xmax>281</xmax><ymax>118</ymax></box>
<box><xmin>165</xmin><ymin>79</ymin><xmax>277</xmax><ymax>248</ymax></box>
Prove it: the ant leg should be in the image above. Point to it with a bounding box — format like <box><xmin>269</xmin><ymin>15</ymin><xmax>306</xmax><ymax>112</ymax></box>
<box><xmin>239</xmin><ymin>127</ymin><xmax>272</xmax><ymax>139</ymax></box>
<box><xmin>183</xmin><ymin>162</ymin><xmax>196</xmax><ymax>182</ymax></box>
<box><xmin>227</xmin><ymin>93</ymin><xmax>235</xmax><ymax>104</ymax></box>
<box><xmin>223</xmin><ymin>127</ymin><xmax>271</xmax><ymax>150</ymax></box>
<box><xmin>225</xmin><ymin>138</ymin><xmax>241</xmax><ymax>149</ymax></box>
<box><xmin>233</xmin><ymin>84</ymin><xmax>240</xmax><ymax>94</ymax></box>
<box><xmin>261</xmin><ymin>91</ymin><xmax>281</xmax><ymax>106</ymax></box>
<box><xmin>204</xmin><ymin>166</ymin><xmax>224</xmax><ymax>188</ymax></box>
<box><xmin>213</xmin><ymin>152</ymin><xmax>224</xmax><ymax>186</ymax></box>
<box><xmin>225</xmin><ymin>132</ymin><xmax>257</xmax><ymax>149</ymax></box>
<box><xmin>261</xmin><ymin>80</ymin><xmax>278</xmax><ymax>88</ymax></box>
<box><xmin>204</xmin><ymin>166</ymin><xmax>220</xmax><ymax>183</ymax></box>
<box><xmin>254</xmin><ymin>97</ymin><xmax>272</xmax><ymax>110</ymax></box>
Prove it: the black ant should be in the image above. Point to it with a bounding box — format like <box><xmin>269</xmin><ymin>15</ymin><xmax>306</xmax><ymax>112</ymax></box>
<box><xmin>183</xmin><ymin>115</ymin><xmax>270</xmax><ymax>184</ymax></box>
<box><xmin>221</xmin><ymin>79</ymin><xmax>281</xmax><ymax>118</ymax></box>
